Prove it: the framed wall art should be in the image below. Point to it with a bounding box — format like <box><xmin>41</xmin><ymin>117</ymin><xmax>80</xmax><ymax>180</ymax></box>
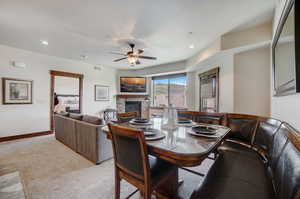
<box><xmin>2</xmin><ymin>78</ymin><xmax>33</xmax><ymax>104</ymax></box>
<box><xmin>95</xmin><ymin>85</ymin><xmax>109</xmax><ymax>101</ymax></box>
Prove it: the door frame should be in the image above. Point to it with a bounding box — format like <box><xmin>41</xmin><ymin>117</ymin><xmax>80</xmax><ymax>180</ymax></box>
<box><xmin>50</xmin><ymin>70</ymin><xmax>84</xmax><ymax>131</ymax></box>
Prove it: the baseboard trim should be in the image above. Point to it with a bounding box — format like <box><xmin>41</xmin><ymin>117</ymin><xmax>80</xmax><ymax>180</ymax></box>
<box><xmin>0</xmin><ymin>131</ymin><xmax>53</xmax><ymax>142</ymax></box>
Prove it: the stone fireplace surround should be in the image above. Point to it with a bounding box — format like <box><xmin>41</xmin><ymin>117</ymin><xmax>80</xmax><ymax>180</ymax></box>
<box><xmin>116</xmin><ymin>95</ymin><xmax>150</xmax><ymax>118</ymax></box>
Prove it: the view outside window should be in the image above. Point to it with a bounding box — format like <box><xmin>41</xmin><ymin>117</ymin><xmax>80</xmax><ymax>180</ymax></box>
<box><xmin>169</xmin><ymin>76</ymin><xmax>187</xmax><ymax>107</ymax></box>
<box><xmin>152</xmin><ymin>75</ymin><xmax>187</xmax><ymax>108</ymax></box>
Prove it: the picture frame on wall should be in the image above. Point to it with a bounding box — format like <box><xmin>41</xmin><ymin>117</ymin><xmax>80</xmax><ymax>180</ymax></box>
<box><xmin>2</xmin><ymin>78</ymin><xmax>33</xmax><ymax>104</ymax></box>
<box><xmin>95</xmin><ymin>85</ymin><xmax>109</xmax><ymax>101</ymax></box>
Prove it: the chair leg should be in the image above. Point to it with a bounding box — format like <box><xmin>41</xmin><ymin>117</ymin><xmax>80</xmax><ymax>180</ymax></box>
<box><xmin>115</xmin><ymin>172</ymin><xmax>120</xmax><ymax>199</ymax></box>
<box><xmin>144</xmin><ymin>192</ymin><xmax>151</xmax><ymax>199</ymax></box>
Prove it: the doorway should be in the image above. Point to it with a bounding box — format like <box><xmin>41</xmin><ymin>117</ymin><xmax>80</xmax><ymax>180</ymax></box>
<box><xmin>50</xmin><ymin>70</ymin><xmax>84</xmax><ymax>131</ymax></box>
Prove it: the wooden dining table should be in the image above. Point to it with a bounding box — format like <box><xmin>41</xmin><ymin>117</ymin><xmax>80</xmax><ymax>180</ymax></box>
<box><xmin>102</xmin><ymin>118</ymin><xmax>231</xmax><ymax>199</ymax></box>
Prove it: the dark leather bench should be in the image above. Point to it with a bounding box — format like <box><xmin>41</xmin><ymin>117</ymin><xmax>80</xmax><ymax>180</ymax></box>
<box><xmin>178</xmin><ymin>111</ymin><xmax>226</xmax><ymax>125</ymax></box>
<box><xmin>191</xmin><ymin>113</ymin><xmax>300</xmax><ymax>199</ymax></box>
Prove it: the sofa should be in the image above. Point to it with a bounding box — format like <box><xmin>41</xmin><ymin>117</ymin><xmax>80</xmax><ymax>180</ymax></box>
<box><xmin>54</xmin><ymin>113</ymin><xmax>113</xmax><ymax>164</ymax></box>
<box><xmin>190</xmin><ymin>113</ymin><xmax>300</xmax><ymax>199</ymax></box>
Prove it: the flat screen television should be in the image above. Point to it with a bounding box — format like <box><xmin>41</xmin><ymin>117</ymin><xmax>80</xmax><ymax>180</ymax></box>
<box><xmin>272</xmin><ymin>0</ymin><xmax>299</xmax><ymax>96</ymax></box>
<box><xmin>120</xmin><ymin>77</ymin><xmax>147</xmax><ymax>93</ymax></box>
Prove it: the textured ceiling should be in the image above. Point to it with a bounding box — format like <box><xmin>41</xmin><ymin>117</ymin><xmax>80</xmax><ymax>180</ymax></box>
<box><xmin>0</xmin><ymin>0</ymin><xmax>276</xmax><ymax>69</ymax></box>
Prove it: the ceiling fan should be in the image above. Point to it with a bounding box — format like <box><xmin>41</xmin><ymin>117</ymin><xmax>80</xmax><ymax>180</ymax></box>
<box><xmin>110</xmin><ymin>43</ymin><xmax>157</xmax><ymax>65</ymax></box>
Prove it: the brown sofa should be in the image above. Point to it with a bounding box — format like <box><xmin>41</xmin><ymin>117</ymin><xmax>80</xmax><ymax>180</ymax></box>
<box><xmin>54</xmin><ymin>113</ymin><xmax>113</xmax><ymax>164</ymax></box>
<box><xmin>190</xmin><ymin>113</ymin><xmax>300</xmax><ymax>199</ymax></box>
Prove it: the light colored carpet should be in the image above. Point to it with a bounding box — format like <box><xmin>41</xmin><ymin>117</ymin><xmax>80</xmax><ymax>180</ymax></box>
<box><xmin>0</xmin><ymin>169</ymin><xmax>26</xmax><ymax>199</ymax></box>
<box><xmin>0</xmin><ymin>135</ymin><xmax>213</xmax><ymax>199</ymax></box>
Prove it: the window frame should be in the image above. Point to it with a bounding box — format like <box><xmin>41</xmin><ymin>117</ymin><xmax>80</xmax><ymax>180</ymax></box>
<box><xmin>198</xmin><ymin>67</ymin><xmax>220</xmax><ymax>112</ymax></box>
<box><xmin>151</xmin><ymin>73</ymin><xmax>187</xmax><ymax>108</ymax></box>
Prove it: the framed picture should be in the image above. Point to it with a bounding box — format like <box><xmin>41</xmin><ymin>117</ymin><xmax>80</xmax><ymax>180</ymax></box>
<box><xmin>2</xmin><ymin>78</ymin><xmax>33</xmax><ymax>104</ymax></box>
<box><xmin>95</xmin><ymin>85</ymin><xmax>109</xmax><ymax>101</ymax></box>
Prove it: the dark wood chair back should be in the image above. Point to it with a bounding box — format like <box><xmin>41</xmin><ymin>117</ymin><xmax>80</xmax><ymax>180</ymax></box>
<box><xmin>108</xmin><ymin>123</ymin><xmax>150</xmax><ymax>181</ymax></box>
<box><xmin>117</xmin><ymin>112</ymin><xmax>138</xmax><ymax>123</ymax></box>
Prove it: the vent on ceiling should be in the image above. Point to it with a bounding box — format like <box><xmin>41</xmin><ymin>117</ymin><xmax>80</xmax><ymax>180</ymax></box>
<box><xmin>94</xmin><ymin>66</ymin><xmax>102</xmax><ymax>71</ymax></box>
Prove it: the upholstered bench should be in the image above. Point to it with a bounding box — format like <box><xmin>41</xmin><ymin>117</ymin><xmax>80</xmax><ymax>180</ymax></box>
<box><xmin>191</xmin><ymin>114</ymin><xmax>300</xmax><ymax>199</ymax></box>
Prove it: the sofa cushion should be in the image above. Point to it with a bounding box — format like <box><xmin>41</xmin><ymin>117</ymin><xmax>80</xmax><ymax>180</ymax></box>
<box><xmin>269</xmin><ymin>123</ymin><xmax>290</xmax><ymax>171</ymax></box>
<box><xmin>82</xmin><ymin>115</ymin><xmax>104</xmax><ymax>125</ymax></box>
<box><xmin>254</xmin><ymin>118</ymin><xmax>282</xmax><ymax>156</ymax></box>
<box><xmin>191</xmin><ymin>146</ymin><xmax>275</xmax><ymax>199</ymax></box>
<box><xmin>218</xmin><ymin>140</ymin><xmax>262</xmax><ymax>160</ymax></box>
<box><xmin>57</xmin><ymin>112</ymin><xmax>69</xmax><ymax>117</ymax></box>
<box><xmin>271</xmin><ymin>123</ymin><xmax>300</xmax><ymax>199</ymax></box>
<box><xmin>69</xmin><ymin>113</ymin><xmax>83</xmax><ymax>120</ymax></box>
<box><xmin>226</xmin><ymin>115</ymin><xmax>258</xmax><ymax>143</ymax></box>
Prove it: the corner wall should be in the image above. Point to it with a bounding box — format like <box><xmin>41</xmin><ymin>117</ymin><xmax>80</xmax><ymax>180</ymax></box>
<box><xmin>0</xmin><ymin>44</ymin><xmax>117</xmax><ymax>138</ymax></box>
<box><xmin>234</xmin><ymin>47</ymin><xmax>271</xmax><ymax>116</ymax></box>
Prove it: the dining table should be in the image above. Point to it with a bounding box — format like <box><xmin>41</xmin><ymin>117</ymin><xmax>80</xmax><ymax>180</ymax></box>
<box><xmin>102</xmin><ymin>117</ymin><xmax>231</xmax><ymax>199</ymax></box>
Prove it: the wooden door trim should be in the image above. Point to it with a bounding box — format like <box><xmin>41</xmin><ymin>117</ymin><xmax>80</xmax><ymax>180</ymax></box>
<box><xmin>49</xmin><ymin>70</ymin><xmax>84</xmax><ymax>131</ymax></box>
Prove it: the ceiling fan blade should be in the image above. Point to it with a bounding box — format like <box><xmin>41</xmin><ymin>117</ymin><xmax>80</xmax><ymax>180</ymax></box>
<box><xmin>113</xmin><ymin>57</ymin><xmax>127</xmax><ymax>62</ymax></box>
<box><xmin>137</xmin><ymin>49</ymin><xmax>144</xmax><ymax>54</ymax></box>
<box><xmin>109</xmin><ymin>52</ymin><xmax>127</xmax><ymax>56</ymax></box>
<box><xmin>137</xmin><ymin>55</ymin><xmax>157</xmax><ymax>60</ymax></box>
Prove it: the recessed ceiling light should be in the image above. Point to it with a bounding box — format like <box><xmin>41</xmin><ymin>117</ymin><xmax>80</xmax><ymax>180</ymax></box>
<box><xmin>189</xmin><ymin>44</ymin><xmax>195</xmax><ymax>49</ymax></box>
<box><xmin>40</xmin><ymin>40</ymin><xmax>49</xmax><ymax>46</ymax></box>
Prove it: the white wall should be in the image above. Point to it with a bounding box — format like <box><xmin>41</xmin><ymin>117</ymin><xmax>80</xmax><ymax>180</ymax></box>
<box><xmin>193</xmin><ymin>52</ymin><xmax>235</xmax><ymax>112</ymax></box>
<box><xmin>271</xmin><ymin>0</ymin><xmax>300</xmax><ymax>129</ymax></box>
<box><xmin>234</xmin><ymin>47</ymin><xmax>271</xmax><ymax>116</ymax></box>
<box><xmin>0</xmin><ymin>44</ymin><xmax>117</xmax><ymax>138</ymax></box>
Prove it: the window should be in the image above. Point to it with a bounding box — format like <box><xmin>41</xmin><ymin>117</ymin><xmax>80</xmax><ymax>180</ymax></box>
<box><xmin>152</xmin><ymin>73</ymin><xmax>187</xmax><ymax>107</ymax></box>
<box><xmin>199</xmin><ymin>68</ymin><xmax>219</xmax><ymax>112</ymax></box>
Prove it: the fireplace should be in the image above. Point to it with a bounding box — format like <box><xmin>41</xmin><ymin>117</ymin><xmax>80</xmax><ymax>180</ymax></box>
<box><xmin>125</xmin><ymin>101</ymin><xmax>142</xmax><ymax>117</ymax></box>
<box><xmin>116</xmin><ymin>95</ymin><xmax>150</xmax><ymax>118</ymax></box>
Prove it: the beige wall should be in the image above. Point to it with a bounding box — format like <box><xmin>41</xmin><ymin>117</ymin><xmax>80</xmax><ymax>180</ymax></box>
<box><xmin>234</xmin><ymin>47</ymin><xmax>271</xmax><ymax>116</ymax></box>
<box><xmin>221</xmin><ymin>21</ymin><xmax>272</xmax><ymax>50</ymax></box>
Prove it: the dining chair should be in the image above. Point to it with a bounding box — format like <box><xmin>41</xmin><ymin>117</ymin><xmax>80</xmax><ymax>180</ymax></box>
<box><xmin>103</xmin><ymin>108</ymin><xmax>117</xmax><ymax>121</ymax></box>
<box><xmin>108</xmin><ymin>123</ymin><xmax>176</xmax><ymax>199</ymax></box>
<box><xmin>117</xmin><ymin>112</ymin><xmax>138</xmax><ymax>123</ymax></box>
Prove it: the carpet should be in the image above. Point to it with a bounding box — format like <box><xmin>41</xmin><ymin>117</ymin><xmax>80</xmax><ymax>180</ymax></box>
<box><xmin>0</xmin><ymin>135</ymin><xmax>213</xmax><ymax>199</ymax></box>
<box><xmin>0</xmin><ymin>168</ymin><xmax>26</xmax><ymax>199</ymax></box>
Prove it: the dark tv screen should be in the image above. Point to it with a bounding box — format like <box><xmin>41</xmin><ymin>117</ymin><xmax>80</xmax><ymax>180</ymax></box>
<box><xmin>120</xmin><ymin>77</ymin><xmax>146</xmax><ymax>93</ymax></box>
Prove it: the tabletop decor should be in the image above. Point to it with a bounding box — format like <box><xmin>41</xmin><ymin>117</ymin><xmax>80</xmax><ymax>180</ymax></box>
<box><xmin>2</xmin><ymin>78</ymin><xmax>33</xmax><ymax>104</ymax></box>
<box><xmin>161</xmin><ymin>106</ymin><xmax>178</xmax><ymax>130</ymax></box>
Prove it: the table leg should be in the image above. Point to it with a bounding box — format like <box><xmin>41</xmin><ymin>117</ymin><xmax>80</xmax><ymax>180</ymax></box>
<box><xmin>155</xmin><ymin>167</ymin><xmax>180</xmax><ymax>199</ymax></box>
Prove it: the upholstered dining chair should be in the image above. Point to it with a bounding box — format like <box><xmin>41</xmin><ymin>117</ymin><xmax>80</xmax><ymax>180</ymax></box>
<box><xmin>107</xmin><ymin>123</ymin><xmax>176</xmax><ymax>199</ymax></box>
<box><xmin>116</xmin><ymin>112</ymin><xmax>138</xmax><ymax>123</ymax></box>
<box><xmin>103</xmin><ymin>108</ymin><xmax>117</xmax><ymax>121</ymax></box>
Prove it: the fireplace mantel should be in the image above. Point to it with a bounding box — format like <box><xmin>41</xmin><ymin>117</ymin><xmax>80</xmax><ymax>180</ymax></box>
<box><xmin>116</xmin><ymin>94</ymin><xmax>149</xmax><ymax>99</ymax></box>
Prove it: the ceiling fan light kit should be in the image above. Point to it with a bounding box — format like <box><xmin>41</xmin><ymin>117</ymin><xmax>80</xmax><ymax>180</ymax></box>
<box><xmin>111</xmin><ymin>43</ymin><xmax>157</xmax><ymax>66</ymax></box>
